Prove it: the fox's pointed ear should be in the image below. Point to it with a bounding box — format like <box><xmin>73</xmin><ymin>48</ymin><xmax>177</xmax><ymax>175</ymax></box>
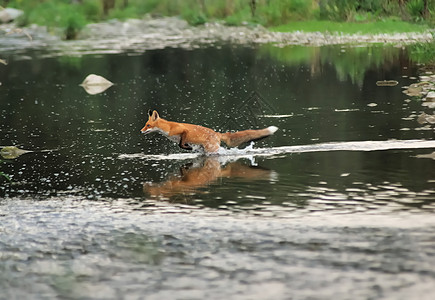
<box><xmin>148</xmin><ymin>109</ymin><xmax>153</xmax><ymax>117</ymax></box>
<box><xmin>151</xmin><ymin>110</ymin><xmax>159</xmax><ymax>121</ymax></box>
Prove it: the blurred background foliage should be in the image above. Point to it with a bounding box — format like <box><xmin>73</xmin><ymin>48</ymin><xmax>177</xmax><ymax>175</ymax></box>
<box><xmin>1</xmin><ymin>0</ymin><xmax>434</xmax><ymax>35</ymax></box>
<box><xmin>0</xmin><ymin>0</ymin><xmax>433</xmax><ymax>66</ymax></box>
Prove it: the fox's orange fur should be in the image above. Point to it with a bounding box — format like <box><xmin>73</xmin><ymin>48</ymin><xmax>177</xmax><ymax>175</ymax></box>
<box><xmin>141</xmin><ymin>110</ymin><xmax>278</xmax><ymax>153</ymax></box>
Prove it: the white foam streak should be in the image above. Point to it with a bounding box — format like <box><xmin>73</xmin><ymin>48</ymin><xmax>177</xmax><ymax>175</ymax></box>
<box><xmin>258</xmin><ymin>114</ymin><xmax>294</xmax><ymax>118</ymax></box>
<box><xmin>118</xmin><ymin>152</ymin><xmax>201</xmax><ymax>160</ymax></box>
<box><xmin>119</xmin><ymin>139</ymin><xmax>435</xmax><ymax>161</ymax></box>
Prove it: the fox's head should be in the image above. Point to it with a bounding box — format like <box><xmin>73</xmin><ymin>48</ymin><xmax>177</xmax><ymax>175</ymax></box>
<box><xmin>141</xmin><ymin>110</ymin><xmax>160</xmax><ymax>134</ymax></box>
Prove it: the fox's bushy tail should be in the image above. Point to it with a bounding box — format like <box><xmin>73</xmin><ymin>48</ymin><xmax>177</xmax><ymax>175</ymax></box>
<box><xmin>220</xmin><ymin>126</ymin><xmax>278</xmax><ymax>148</ymax></box>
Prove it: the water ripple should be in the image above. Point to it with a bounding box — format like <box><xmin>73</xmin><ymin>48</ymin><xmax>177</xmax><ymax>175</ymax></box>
<box><xmin>1</xmin><ymin>198</ymin><xmax>434</xmax><ymax>299</ymax></box>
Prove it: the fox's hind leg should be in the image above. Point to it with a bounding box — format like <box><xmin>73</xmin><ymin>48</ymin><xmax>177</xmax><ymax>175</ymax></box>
<box><xmin>179</xmin><ymin>132</ymin><xmax>193</xmax><ymax>150</ymax></box>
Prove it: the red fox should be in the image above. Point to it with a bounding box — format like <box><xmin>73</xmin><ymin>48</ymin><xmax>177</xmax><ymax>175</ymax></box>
<box><xmin>141</xmin><ymin>110</ymin><xmax>278</xmax><ymax>152</ymax></box>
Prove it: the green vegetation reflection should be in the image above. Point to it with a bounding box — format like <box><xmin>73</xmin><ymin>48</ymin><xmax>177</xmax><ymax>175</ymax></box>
<box><xmin>260</xmin><ymin>44</ymin><xmax>402</xmax><ymax>85</ymax></box>
<box><xmin>408</xmin><ymin>39</ymin><xmax>435</xmax><ymax>67</ymax></box>
<box><xmin>0</xmin><ymin>160</ymin><xmax>11</xmax><ymax>181</ymax></box>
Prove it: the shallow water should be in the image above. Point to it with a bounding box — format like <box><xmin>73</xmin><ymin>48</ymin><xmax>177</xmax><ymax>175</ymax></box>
<box><xmin>2</xmin><ymin>198</ymin><xmax>435</xmax><ymax>300</ymax></box>
<box><xmin>1</xmin><ymin>43</ymin><xmax>434</xmax><ymax>299</ymax></box>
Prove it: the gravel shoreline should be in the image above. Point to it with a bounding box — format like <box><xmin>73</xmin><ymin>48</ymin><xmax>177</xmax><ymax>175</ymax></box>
<box><xmin>1</xmin><ymin>17</ymin><xmax>434</xmax><ymax>56</ymax></box>
<box><xmin>80</xmin><ymin>17</ymin><xmax>435</xmax><ymax>47</ymax></box>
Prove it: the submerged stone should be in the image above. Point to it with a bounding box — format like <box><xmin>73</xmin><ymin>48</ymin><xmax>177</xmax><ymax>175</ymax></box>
<box><xmin>416</xmin><ymin>151</ymin><xmax>435</xmax><ymax>160</ymax></box>
<box><xmin>1</xmin><ymin>146</ymin><xmax>32</xmax><ymax>159</ymax></box>
<box><xmin>403</xmin><ymin>84</ymin><xmax>423</xmax><ymax>97</ymax></box>
<box><xmin>376</xmin><ymin>80</ymin><xmax>398</xmax><ymax>86</ymax></box>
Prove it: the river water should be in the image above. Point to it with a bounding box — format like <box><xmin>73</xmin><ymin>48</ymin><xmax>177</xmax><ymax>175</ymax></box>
<box><xmin>1</xmin><ymin>42</ymin><xmax>434</xmax><ymax>299</ymax></box>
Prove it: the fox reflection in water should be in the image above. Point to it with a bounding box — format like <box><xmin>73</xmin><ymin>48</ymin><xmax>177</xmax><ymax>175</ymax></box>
<box><xmin>143</xmin><ymin>157</ymin><xmax>275</xmax><ymax>200</ymax></box>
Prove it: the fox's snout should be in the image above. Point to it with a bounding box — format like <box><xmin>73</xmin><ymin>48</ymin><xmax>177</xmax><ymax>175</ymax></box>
<box><xmin>141</xmin><ymin>123</ymin><xmax>153</xmax><ymax>134</ymax></box>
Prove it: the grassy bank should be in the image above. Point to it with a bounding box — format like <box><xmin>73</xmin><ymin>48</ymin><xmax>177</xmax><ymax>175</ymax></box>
<box><xmin>2</xmin><ymin>0</ymin><xmax>434</xmax><ymax>39</ymax></box>
<box><xmin>271</xmin><ymin>19</ymin><xmax>430</xmax><ymax>34</ymax></box>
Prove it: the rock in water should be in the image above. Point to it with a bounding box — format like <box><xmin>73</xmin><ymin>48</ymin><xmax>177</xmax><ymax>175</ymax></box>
<box><xmin>0</xmin><ymin>8</ymin><xmax>24</xmax><ymax>23</ymax></box>
<box><xmin>1</xmin><ymin>146</ymin><xmax>32</xmax><ymax>159</ymax></box>
<box><xmin>426</xmin><ymin>91</ymin><xmax>435</xmax><ymax>102</ymax></box>
<box><xmin>80</xmin><ymin>74</ymin><xmax>114</xmax><ymax>95</ymax></box>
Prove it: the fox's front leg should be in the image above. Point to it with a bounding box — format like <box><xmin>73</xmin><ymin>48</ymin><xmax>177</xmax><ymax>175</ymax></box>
<box><xmin>179</xmin><ymin>132</ymin><xmax>193</xmax><ymax>151</ymax></box>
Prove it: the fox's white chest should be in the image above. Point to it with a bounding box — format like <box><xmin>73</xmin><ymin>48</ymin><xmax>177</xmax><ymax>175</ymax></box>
<box><xmin>156</xmin><ymin>128</ymin><xmax>181</xmax><ymax>143</ymax></box>
<box><xmin>166</xmin><ymin>134</ymin><xmax>181</xmax><ymax>143</ymax></box>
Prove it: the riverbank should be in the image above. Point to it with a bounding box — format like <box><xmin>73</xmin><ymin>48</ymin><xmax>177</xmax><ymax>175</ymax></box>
<box><xmin>79</xmin><ymin>17</ymin><xmax>434</xmax><ymax>46</ymax></box>
<box><xmin>1</xmin><ymin>17</ymin><xmax>434</xmax><ymax>57</ymax></box>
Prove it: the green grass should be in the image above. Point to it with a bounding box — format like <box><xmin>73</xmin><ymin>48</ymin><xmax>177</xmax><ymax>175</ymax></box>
<box><xmin>3</xmin><ymin>0</ymin><xmax>434</xmax><ymax>39</ymax></box>
<box><xmin>270</xmin><ymin>19</ymin><xmax>431</xmax><ymax>34</ymax></box>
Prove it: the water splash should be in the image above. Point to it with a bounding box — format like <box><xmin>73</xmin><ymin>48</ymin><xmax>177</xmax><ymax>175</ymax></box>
<box><xmin>119</xmin><ymin>139</ymin><xmax>435</xmax><ymax>161</ymax></box>
<box><xmin>249</xmin><ymin>139</ymin><xmax>435</xmax><ymax>156</ymax></box>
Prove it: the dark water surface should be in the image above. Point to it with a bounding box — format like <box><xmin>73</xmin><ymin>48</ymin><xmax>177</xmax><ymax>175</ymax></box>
<box><xmin>1</xmin><ymin>44</ymin><xmax>434</xmax><ymax>299</ymax></box>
